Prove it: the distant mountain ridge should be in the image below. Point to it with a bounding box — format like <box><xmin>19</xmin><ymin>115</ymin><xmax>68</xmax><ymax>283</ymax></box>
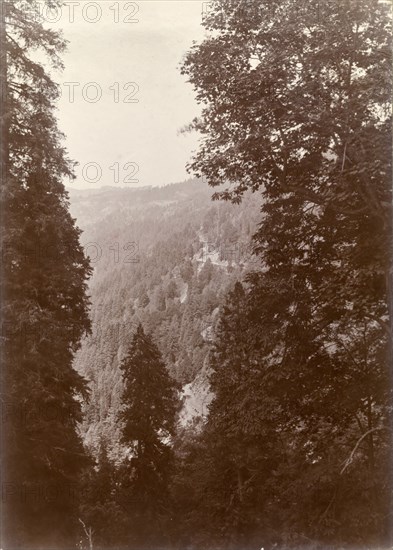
<box><xmin>68</xmin><ymin>179</ymin><xmax>262</xmax><ymax>459</ymax></box>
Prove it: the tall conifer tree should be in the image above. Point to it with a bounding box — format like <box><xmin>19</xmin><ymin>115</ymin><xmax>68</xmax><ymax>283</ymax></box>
<box><xmin>1</xmin><ymin>1</ymin><xmax>92</xmax><ymax>546</ymax></box>
<box><xmin>119</xmin><ymin>323</ymin><xmax>180</xmax><ymax>547</ymax></box>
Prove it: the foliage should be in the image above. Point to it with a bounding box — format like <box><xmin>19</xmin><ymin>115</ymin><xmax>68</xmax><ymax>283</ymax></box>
<box><xmin>117</xmin><ymin>324</ymin><xmax>180</xmax><ymax>548</ymax></box>
<box><xmin>1</xmin><ymin>1</ymin><xmax>92</xmax><ymax>546</ymax></box>
<box><xmin>70</xmin><ymin>182</ymin><xmax>261</xmax><ymax>459</ymax></box>
<box><xmin>178</xmin><ymin>0</ymin><xmax>392</xmax><ymax>547</ymax></box>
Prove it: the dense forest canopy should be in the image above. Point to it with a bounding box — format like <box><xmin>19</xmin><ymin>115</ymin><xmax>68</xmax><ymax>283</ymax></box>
<box><xmin>69</xmin><ymin>181</ymin><xmax>261</xmax><ymax>460</ymax></box>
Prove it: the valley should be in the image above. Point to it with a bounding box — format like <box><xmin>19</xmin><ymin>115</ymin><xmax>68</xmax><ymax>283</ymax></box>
<box><xmin>68</xmin><ymin>179</ymin><xmax>261</xmax><ymax>459</ymax></box>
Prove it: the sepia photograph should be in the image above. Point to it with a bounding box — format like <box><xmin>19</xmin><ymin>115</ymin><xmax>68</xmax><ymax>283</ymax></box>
<box><xmin>0</xmin><ymin>0</ymin><xmax>392</xmax><ymax>548</ymax></box>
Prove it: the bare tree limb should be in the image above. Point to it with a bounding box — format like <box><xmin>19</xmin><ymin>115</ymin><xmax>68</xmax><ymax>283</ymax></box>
<box><xmin>79</xmin><ymin>518</ymin><xmax>94</xmax><ymax>550</ymax></box>
<box><xmin>340</xmin><ymin>427</ymin><xmax>384</xmax><ymax>475</ymax></box>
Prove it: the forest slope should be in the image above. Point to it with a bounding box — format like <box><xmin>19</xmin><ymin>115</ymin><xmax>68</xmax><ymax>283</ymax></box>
<box><xmin>68</xmin><ymin>179</ymin><xmax>261</xmax><ymax>457</ymax></box>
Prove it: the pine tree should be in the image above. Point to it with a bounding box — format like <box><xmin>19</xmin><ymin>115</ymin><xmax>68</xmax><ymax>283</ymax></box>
<box><xmin>118</xmin><ymin>324</ymin><xmax>180</xmax><ymax>547</ymax></box>
<box><xmin>1</xmin><ymin>1</ymin><xmax>92</xmax><ymax>546</ymax></box>
<box><xmin>191</xmin><ymin>282</ymin><xmax>285</xmax><ymax>548</ymax></box>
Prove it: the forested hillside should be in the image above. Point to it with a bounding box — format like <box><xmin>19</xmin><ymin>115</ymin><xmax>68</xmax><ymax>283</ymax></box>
<box><xmin>69</xmin><ymin>181</ymin><xmax>261</xmax><ymax>458</ymax></box>
<box><xmin>3</xmin><ymin>0</ymin><xmax>391</xmax><ymax>547</ymax></box>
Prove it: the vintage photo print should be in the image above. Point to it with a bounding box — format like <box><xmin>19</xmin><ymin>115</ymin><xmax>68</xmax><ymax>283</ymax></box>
<box><xmin>1</xmin><ymin>0</ymin><xmax>392</xmax><ymax>548</ymax></box>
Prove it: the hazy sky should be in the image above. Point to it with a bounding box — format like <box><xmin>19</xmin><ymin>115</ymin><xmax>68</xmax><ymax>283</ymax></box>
<box><xmin>47</xmin><ymin>1</ymin><xmax>206</xmax><ymax>188</ymax></box>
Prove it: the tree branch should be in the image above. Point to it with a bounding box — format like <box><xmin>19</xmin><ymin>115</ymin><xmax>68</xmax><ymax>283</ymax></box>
<box><xmin>340</xmin><ymin>427</ymin><xmax>384</xmax><ymax>475</ymax></box>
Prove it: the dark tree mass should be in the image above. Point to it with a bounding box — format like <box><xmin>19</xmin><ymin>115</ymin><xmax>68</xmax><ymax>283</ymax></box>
<box><xmin>1</xmin><ymin>0</ymin><xmax>91</xmax><ymax>547</ymax></box>
<box><xmin>1</xmin><ymin>0</ymin><xmax>391</xmax><ymax>549</ymax></box>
